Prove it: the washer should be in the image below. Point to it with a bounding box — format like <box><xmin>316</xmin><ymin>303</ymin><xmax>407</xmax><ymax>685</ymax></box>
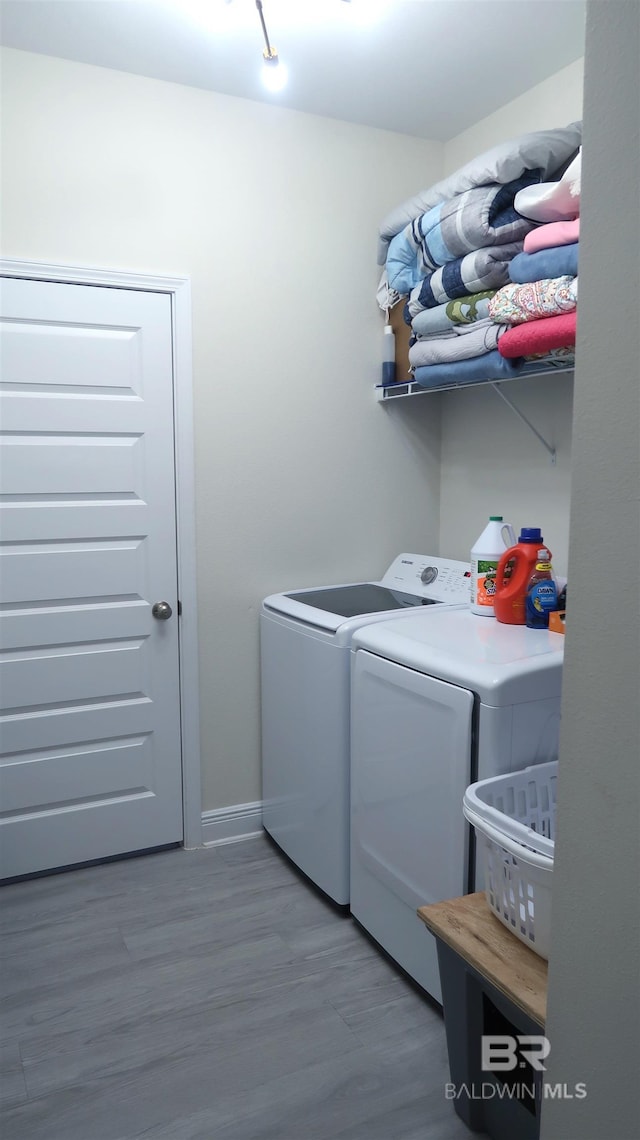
<box><xmin>260</xmin><ymin>554</ymin><xmax>470</xmax><ymax>905</ymax></box>
<box><xmin>350</xmin><ymin>608</ymin><xmax>564</xmax><ymax>1002</ymax></box>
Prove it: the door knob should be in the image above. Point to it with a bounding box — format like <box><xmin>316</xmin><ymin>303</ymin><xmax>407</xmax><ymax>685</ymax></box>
<box><xmin>152</xmin><ymin>601</ymin><xmax>173</xmax><ymax>621</ymax></box>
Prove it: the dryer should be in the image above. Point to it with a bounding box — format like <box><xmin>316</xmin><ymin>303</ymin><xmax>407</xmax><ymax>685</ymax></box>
<box><xmin>260</xmin><ymin>555</ymin><xmax>470</xmax><ymax>905</ymax></box>
<box><xmin>350</xmin><ymin>607</ymin><xmax>564</xmax><ymax>1002</ymax></box>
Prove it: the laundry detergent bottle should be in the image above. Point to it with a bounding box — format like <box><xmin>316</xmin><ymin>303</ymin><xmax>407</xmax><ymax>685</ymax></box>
<box><xmin>494</xmin><ymin>527</ymin><xmax>550</xmax><ymax>625</ymax></box>
<box><xmin>525</xmin><ymin>549</ymin><xmax>558</xmax><ymax>629</ymax></box>
<box><xmin>470</xmin><ymin>516</ymin><xmax>516</xmax><ymax>616</ymax></box>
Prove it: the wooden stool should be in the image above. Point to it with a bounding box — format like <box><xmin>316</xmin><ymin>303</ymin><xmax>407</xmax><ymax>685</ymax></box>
<box><xmin>418</xmin><ymin>893</ymin><xmax>548</xmax><ymax>1140</ymax></box>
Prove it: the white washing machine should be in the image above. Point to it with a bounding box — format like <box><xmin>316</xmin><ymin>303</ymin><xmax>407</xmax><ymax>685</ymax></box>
<box><xmin>350</xmin><ymin>608</ymin><xmax>564</xmax><ymax>1002</ymax></box>
<box><xmin>260</xmin><ymin>554</ymin><xmax>470</xmax><ymax>905</ymax></box>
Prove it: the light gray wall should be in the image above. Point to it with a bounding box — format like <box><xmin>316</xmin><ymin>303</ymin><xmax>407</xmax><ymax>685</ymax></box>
<box><xmin>438</xmin><ymin>59</ymin><xmax>584</xmax><ymax>577</ymax></box>
<box><xmin>444</xmin><ymin>58</ymin><xmax>585</xmax><ymax>174</ymax></box>
<box><xmin>0</xmin><ymin>47</ymin><xmax>444</xmax><ymax>812</ymax></box>
<box><xmin>541</xmin><ymin>2</ymin><xmax>640</xmax><ymax>1137</ymax></box>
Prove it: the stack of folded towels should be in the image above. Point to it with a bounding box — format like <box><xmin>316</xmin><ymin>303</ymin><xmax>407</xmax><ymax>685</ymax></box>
<box><xmin>489</xmin><ymin>149</ymin><xmax>580</xmax><ymax>371</ymax></box>
<box><xmin>377</xmin><ymin>124</ymin><xmax>582</xmax><ymax>389</ymax></box>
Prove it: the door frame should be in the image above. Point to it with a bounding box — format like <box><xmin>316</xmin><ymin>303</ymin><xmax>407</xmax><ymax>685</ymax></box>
<box><xmin>0</xmin><ymin>258</ymin><xmax>202</xmax><ymax>848</ymax></box>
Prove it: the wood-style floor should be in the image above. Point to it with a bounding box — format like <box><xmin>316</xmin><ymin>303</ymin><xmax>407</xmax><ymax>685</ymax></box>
<box><xmin>0</xmin><ymin>835</ymin><xmax>482</xmax><ymax>1139</ymax></box>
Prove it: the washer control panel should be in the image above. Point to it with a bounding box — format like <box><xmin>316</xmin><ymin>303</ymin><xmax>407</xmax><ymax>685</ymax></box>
<box><xmin>383</xmin><ymin>554</ymin><xmax>471</xmax><ymax>603</ymax></box>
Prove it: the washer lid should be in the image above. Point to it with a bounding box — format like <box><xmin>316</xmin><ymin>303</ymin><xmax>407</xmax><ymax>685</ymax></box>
<box><xmin>283</xmin><ymin>583</ymin><xmax>437</xmax><ymax>619</ymax></box>
<box><xmin>352</xmin><ymin>607</ymin><xmax>564</xmax><ymax>705</ymax></box>
<box><xmin>262</xmin><ymin>583</ymin><xmax>436</xmax><ymax>634</ymax></box>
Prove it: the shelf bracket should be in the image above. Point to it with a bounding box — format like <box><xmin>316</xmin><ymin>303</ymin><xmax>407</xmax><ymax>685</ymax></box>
<box><xmin>490</xmin><ymin>382</ymin><xmax>556</xmax><ymax>465</ymax></box>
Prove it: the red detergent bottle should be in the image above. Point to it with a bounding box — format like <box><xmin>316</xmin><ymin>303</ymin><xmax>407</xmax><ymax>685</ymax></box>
<box><xmin>494</xmin><ymin>528</ymin><xmax>550</xmax><ymax>625</ymax></box>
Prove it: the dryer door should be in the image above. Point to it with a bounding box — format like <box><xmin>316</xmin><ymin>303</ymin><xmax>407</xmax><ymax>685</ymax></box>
<box><xmin>350</xmin><ymin>649</ymin><xmax>474</xmax><ymax>999</ymax></box>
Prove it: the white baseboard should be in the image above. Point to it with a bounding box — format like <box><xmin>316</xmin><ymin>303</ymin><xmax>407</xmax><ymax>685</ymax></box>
<box><xmin>201</xmin><ymin>801</ymin><xmax>263</xmax><ymax>847</ymax></box>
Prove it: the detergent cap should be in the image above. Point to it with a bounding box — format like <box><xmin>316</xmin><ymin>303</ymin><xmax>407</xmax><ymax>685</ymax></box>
<box><xmin>518</xmin><ymin>527</ymin><xmax>543</xmax><ymax>544</ymax></box>
<box><xmin>489</xmin><ymin>516</ymin><xmax>503</xmax><ymax>522</ymax></box>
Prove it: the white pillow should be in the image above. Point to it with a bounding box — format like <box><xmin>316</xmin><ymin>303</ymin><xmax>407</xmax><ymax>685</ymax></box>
<box><xmin>514</xmin><ymin>150</ymin><xmax>582</xmax><ymax>222</ymax></box>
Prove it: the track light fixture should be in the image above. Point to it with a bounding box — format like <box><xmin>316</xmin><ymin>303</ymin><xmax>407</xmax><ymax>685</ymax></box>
<box><xmin>255</xmin><ymin>1</ymin><xmax>288</xmax><ymax>91</ymax></box>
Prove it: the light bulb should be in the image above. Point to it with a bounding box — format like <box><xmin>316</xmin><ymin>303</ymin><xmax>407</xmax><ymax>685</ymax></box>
<box><xmin>261</xmin><ymin>55</ymin><xmax>288</xmax><ymax>92</ymax></box>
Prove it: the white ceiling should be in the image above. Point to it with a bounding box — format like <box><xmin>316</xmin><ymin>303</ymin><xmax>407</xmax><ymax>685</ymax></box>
<box><xmin>0</xmin><ymin>0</ymin><xmax>586</xmax><ymax>140</ymax></box>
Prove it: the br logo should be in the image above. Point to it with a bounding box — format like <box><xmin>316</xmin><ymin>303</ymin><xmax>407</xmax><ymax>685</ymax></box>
<box><xmin>482</xmin><ymin>1035</ymin><xmax>551</xmax><ymax>1072</ymax></box>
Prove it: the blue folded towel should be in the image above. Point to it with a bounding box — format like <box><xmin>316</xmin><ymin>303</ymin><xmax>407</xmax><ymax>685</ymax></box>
<box><xmin>412</xmin><ymin>351</ymin><xmax>523</xmax><ymax>388</ymax></box>
<box><xmin>509</xmin><ymin>243</ymin><xmax>579</xmax><ymax>283</ymax></box>
<box><xmin>411</xmin><ymin>348</ymin><xmax>575</xmax><ymax>389</ymax></box>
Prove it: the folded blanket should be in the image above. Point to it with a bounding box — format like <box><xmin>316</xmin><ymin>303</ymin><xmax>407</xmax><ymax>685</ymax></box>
<box><xmin>410</xmin><ymin>291</ymin><xmax>496</xmax><ymax>336</ymax></box>
<box><xmin>413</xmin><ymin>350</ymin><xmax>524</xmax><ymax>388</ymax></box>
<box><xmin>489</xmin><ymin>277</ymin><xmax>578</xmax><ymax>324</ymax></box>
<box><xmin>523</xmin><ymin>218</ymin><xmax>580</xmax><ymax>253</ymax></box>
<box><xmin>377</xmin><ymin>122</ymin><xmax>582</xmax><ymax>264</ymax></box>
<box><xmin>515</xmin><ymin>149</ymin><xmax>582</xmax><ymax>223</ymax></box>
<box><xmin>407</xmin><ymin>243</ymin><xmax>522</xmax><ymax>316</ymax></box>
<box><xmin>411</xmin><ymin>348</ymin><xmax>575</xmax><ymax>389</ymax></box>
<box><xmin>499</xmin><ymin>313</ymin><xmax>577</xmax><ymax>358</ymax></box>
<box><xmin>509</xmin><ymin>243</ymin><xmax>579</xmax><ymax>283</ymax></box>
<box><xmin>409</xmin><ymin>321</ymin><xmax>505</xmax><ymax>367</ymax></box>
<box><xmin>386</xmin><ymin>175</ymin><xmax>537</xmax><ymax>294</ymax></box>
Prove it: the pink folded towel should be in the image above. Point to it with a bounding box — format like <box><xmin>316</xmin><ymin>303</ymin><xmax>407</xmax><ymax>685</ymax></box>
<box><xmin>524</xmin><ymin>219</ymin><xmax>580</xmax><ymax>253</ymax></box>
<box><xmin>498</xmin><ymin>312</ymin><xmax>577</xmax><ymax>358</ymax></box>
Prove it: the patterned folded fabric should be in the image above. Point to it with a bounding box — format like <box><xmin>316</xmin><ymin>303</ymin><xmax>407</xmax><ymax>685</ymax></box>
<box><xmin>523</xmin><ymin>219</ymin><xmax>580</xmax><ymax>253</ymax></box>
<box><xmin>409</xmin><ymin>321</ymin><xmax>504</xmax><ymax>367</ymax></box>
<box><xmin>386</xmin><ymin>175</ymin><xmax>537</xmax><ymax>294</ymax></box>
<box><xmin>407</xmin><ymin>243</ymin><xmax>522</xmax><ymax>316</ymax></box>
<box><xmin>377</xmin><ymin>122</ymin><xmax>582</xmax><ymax>264</ymax></box>
<box><xmin>498</xmin><ymin>313</ymin><xmax>577</xmax><ymax>358</ymax></box>
<box><xmin>509</xmin><ymin>243</ymin><xmax>578</xmax><ymax>283</ymax></box>
<box><xmin>410</xmin><ymin>291</ymin><xmax>497</xmax><ymax>336</ymax></box>
<box><xmin>489</xmin><ymin>277</ymin><xmax>577</xmax><ymax>325</ymax></box>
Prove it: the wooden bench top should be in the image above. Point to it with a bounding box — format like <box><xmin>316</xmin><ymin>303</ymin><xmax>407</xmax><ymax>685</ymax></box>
<box><xmin>417</xmin><ymin>893</ymin><xmax>548</xmax><ymax>1027</ymax></box>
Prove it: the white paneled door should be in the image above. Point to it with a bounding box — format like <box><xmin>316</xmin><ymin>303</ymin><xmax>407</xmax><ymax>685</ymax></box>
<box><xmin>0</xmin><ymin>277</ymin><xmax>183</xmax><ymax>879</ymax></box>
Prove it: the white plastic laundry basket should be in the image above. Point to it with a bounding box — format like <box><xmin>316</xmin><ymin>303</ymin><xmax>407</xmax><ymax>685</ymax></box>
<box><xmin>463</xmin><ymin>760</ymin><xmax>557</xmax><ymax>959</ymax></box>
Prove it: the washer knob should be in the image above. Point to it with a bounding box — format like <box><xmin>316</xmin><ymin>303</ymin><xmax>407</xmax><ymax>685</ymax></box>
<box><xmin>420</xmin><ymin>566</ymin><xmax>438</xmax><ymax>585</ymax></box>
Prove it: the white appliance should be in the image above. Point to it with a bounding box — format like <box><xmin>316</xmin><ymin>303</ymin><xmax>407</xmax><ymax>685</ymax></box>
<box><xmin>260</xmin><ymin>555</ymin><xmax>471</xmax><ymax>905</ymax></box>
<box><xmin>350</xmin><ymin>608</ymin><xmax>564</xmax><ymax>1002</ymax></box>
